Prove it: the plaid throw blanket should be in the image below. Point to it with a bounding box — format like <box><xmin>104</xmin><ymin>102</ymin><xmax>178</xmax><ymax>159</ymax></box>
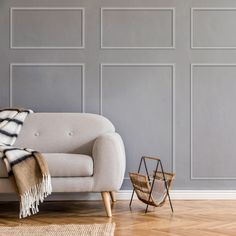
<box><xmin>0</xmin><ymin>108</ymin><xmax>52</xmax><ymax>218</ymax></box>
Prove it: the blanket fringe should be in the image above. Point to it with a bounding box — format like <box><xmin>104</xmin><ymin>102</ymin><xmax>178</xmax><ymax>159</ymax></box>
<box><xmin>19</xmin><ymin>174</ymin><xmax>52</xmax><ymax>218</ymax></box>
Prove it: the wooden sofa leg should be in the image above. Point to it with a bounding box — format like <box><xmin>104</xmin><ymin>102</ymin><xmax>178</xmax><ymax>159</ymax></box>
<box><xmin>101</xmin><ymin>192</ymin><xmax>112</xmax><ymax>217</ymax></box>
<box><xmin>110</xmin><ymin>191</ymin><xmax>116</xmax><ymax>203</ymax></box>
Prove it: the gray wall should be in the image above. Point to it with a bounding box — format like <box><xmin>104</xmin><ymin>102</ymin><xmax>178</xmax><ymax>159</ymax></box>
<box><xmin>1</xmin><ymin>0</ymin><xmax>236</xmax><ymax>190</ymax></box>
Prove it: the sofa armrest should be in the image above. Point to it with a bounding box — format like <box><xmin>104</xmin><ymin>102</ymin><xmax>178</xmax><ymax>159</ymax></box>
<box><xmin>92</xmin><ymin>132</ymin><xmax>126</xmax><ymax>191</ymax></box>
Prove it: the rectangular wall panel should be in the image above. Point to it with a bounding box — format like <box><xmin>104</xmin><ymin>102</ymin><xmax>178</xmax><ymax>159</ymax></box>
<box><xmin>11</xmin><ymin>7</ymin><xmax>84</xmax><ymax>49</ymax></box>
<box><xmin>101</xmin><ymin>8</ymin><xmax>175</xmax><ymax>49</ymax></box>
<box><xmin>191</xmin><ymin>64</ymin><xmax>236</xmax><ymax>179</ymax></box>
<box><xmin>10</xmin><ymin>64</ymin><xmax>84</xmax><ymax>112</ymax></box>
<box><xmin>101</xmin><ymin>64</ymin><xmax>175</xmax><ymax>179</ymax></box>
<box><xmin>191</xmin><ymin>8</ymin><xmax>236</xmax><ymax>49</ymax></box>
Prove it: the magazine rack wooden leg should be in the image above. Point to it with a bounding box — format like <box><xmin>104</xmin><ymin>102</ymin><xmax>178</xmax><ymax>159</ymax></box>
<box><xmin>129</xmin><ymin>156</ymin><xmax>174</xmax><ymax>213</ymax></box>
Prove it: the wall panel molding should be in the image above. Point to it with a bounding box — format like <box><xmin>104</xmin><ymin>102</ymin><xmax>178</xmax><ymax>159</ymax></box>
<box><xmin>191</xmin><ymin>8</ymin><xmax>236</xmax><ymax>49</ymax></box>
<box><xmin>10</xmin><ymin>7</ymin><xmax>85</xmax><ymax>49</ymax></box>
<box><xmin>191</xmin><ymin>63</ymin><xmax>236</xmax><ymax>180</ymax></box>
<box><xmin>100</xmin><ymin>63</ymin><xmax>175</xmax><ymax>172</ymax></box>
<box><xmin>10</xmin><ymin>63</ymin><xmax>85</xmax><ymax>112</ymax></box>
<box><xmin>101</xmin><ymin>8</ymin><xmax>175</xmax><ymax>49</ymax></box>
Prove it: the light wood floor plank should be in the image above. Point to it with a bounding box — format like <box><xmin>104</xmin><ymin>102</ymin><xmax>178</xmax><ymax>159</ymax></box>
<box><xmin>1</xmin><ymin>200</ymin><xmax>236</xmax><ymax>235</ymax></box>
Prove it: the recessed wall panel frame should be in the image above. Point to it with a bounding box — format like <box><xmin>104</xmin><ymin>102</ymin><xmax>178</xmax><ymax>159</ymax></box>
<box><xmin>100</xmin><ymin>63</ymin><xmax>175</xmax><ymax>173</ymax></box>
<box><xmin>101</xmin><ymin>8</ymin><xmax>175</xmax><ymax>49</ymax></box>
<box><xmin>191</xmin><ymin>63</ymin><xmax>236</xmax><ymax>180</ymax></box>
<box><xmin>191</xmin><ymin>8</ymin><xmax>236</xmax><ymax>49</ymax></box>
<box><xmin>10</xmin><ymin>63</ymin><xmax>85</xmax><ymax>112</ymax></box>
<box><xmin>10</xmin><ymin>7</ymin><xmax>85</xmax><ymax>49</ymax></box>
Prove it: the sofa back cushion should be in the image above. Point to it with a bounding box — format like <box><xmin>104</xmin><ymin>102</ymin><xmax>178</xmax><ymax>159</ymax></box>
<box><xmin>14</xmin><ymin>113</ymin><xmax>115</xmax><ymax>154</ymax></box>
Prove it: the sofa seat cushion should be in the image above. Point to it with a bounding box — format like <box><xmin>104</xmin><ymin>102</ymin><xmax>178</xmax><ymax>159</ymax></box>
<box><xmin>0</xmin><ymin>153</ymin><xmax>93</xmax><ymax>177</ymax></box>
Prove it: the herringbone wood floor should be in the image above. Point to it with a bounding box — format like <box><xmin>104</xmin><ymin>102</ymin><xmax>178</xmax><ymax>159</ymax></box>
<box><xmin>0</xmin><ymin>200</ymin><xmax>236</xmax><ymax>235</ymax></box>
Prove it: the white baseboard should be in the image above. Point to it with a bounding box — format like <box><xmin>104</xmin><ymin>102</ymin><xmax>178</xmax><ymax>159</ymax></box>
<box><xmin>170</xmin><ymin>190</ymin><xmax>236</xmax><ymax>200</ymax></box>
<box><xmin>117</xmin><ymin>190</ymin><xmax>236</xmax><ymax>200</ymax></box>
<box><xmin>2</xmin><ymin>190</ymin><xmax>236</xmax><ymax>201</ymax></box>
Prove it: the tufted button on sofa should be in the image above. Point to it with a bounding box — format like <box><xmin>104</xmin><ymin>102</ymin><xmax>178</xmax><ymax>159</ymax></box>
<box><xmin>0</xmin><ymin>113</ymin><xmax>126</xmax><ymax>217</ymax></box>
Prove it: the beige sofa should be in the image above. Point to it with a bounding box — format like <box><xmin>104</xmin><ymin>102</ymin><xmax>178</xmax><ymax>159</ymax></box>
<box><xmin>0</xmin><ymin>113</ymin><xmax>126</xmax><ymax>217</ymax></box>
